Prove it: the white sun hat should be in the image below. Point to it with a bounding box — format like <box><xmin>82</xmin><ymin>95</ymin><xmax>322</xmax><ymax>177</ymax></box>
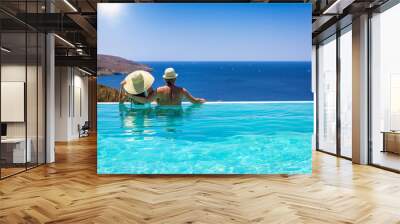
<box><xmin>123</xmin><ymin>70</ymin><xmax>154</xmax><ymax>95</ymax></box>
<box><xmin>163</xmin><ymin>67</ymin><xmax>178</xmax><ymax>80</ymax></box>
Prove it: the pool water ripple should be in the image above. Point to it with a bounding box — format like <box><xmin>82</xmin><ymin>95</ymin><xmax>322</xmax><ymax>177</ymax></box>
<box><xmin>97</xmin><ymin>102</ymin><xmax>313</xmax><ymax>174</ymax></box>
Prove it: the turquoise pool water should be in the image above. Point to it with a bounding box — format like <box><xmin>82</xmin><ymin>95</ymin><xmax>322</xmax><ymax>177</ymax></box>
<box><xmin>97</xmin><ymin>102</ymin><xmax>313</xmax><ymax>174</ymax></box>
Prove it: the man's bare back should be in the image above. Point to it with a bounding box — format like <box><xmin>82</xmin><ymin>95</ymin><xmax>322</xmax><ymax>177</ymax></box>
<box><xmin>156</xmin><ymin>85</ymin><xmax>183</xmax><ymax>106</ymax></box>
<box><xmin>154</xmin><ymin>85</ymin><xmax>205</xmax><ymax>105</ymax></box>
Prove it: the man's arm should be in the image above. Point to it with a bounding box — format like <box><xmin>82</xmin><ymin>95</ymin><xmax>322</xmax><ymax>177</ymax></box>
<box><xmin>182</xmin><ymin>88</ymin><xmax>206</xmax><ymax>104</ymax></box>
<box><xmin>131</xmin><ymin>89</ymin><xmax>157</xmax><ymax>104</ymax></box>
<box><xmin>130</xmin><ymin>95</ymin><xmax>148</xmax><ymax>104</ymax></box>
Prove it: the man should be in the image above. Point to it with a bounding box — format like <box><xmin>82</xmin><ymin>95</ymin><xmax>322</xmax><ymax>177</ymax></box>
<box><xmin>131</xmin><ymin>68</ymin><xmax>206</xmax><ymax>105</ymax></box>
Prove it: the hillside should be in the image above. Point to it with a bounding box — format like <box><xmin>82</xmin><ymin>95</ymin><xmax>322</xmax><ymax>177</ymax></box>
<box><xmin>97</xmin><ymin>54</ymin><xmax>152</xmax><ymax>75</ymax></box>
<box><xmin>97</xmin><ymin>84</ymin><xmax>120</xmax><ymax>102</ymax></box>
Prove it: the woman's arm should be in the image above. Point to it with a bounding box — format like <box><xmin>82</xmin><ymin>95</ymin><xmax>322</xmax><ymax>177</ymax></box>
<box><xmin>182</xmin><ymin>88</ymin><xmax>206</xmax><ymax>104</ymax></box>
<box><xmin>119</xmin><ymin>82</ymin><xmax>129</xmax><ymax>103</ymax></box>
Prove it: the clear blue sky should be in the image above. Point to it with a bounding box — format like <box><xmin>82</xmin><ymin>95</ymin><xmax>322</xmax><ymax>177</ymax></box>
<box><xmin>98</xmin><ymin>3</ymin><xmax>311</xmax><ymax>62</ymax></box>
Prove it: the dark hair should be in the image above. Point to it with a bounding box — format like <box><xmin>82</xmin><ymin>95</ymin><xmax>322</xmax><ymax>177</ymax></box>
<box><xmin>135</xmin><ymin>92</ymin><xmax>146</xmax><ymax>97</ymax></box>
<box><xmin>166</xmin><ymin>80</ymin><xmax>174</xmax><ymax>87</ymax></box>
<box><xmin>165</xmin><ymin>79</ymin><xmax>175</xmax><ymax>100</ymax></box>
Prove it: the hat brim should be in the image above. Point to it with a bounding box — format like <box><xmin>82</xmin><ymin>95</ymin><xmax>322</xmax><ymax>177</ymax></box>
<box><xmin>163</xmin><ymin>73</ymin><xmax>178</xmax><ymax>79</ymax></box>
<box><xmin>123</xmin><ymin>70</ymin><xmax>154</xmax><ymax>95</ymax></box>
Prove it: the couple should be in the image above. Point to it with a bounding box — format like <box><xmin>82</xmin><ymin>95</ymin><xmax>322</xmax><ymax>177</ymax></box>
<box><xmin>120</xmin><ymin>67</ymin><xmax>206</xmax><ymax>105</ymax></box>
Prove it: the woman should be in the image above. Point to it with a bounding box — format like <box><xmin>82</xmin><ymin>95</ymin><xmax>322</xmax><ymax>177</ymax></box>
<box><xmin>119</xmin><ymin>70</ymin><xmax>155</xmax><ymax>105</ymax></box>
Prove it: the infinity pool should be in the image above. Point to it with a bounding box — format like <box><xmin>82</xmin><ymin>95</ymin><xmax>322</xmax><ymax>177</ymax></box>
<box><xmin>97</xmin><ymin>102</ymin><xmax>313</xmax><ymax>174</ymax></box>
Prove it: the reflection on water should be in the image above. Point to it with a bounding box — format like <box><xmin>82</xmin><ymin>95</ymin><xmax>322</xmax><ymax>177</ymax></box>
<box><xmin>98</xmin><ymin>102</ymin><xmax>313</xmax><ymax>174</ymax></box>
<box><xmin>118</xmin><ymin>103</ymin><xmax>203</xmax><ymax>134</ymax></box>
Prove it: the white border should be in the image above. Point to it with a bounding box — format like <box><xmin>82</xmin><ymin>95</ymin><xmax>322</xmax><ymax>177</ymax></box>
<box><xmin>98</xmin><ymin>101</ymin><xmax>314</xmax><ymax>105</ymax></box>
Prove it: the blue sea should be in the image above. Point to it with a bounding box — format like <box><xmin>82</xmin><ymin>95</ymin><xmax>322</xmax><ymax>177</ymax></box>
<box><xmin>97</xmin><ymin>61</ymin><xmax>312</xmax><ymax>101</ymax></box>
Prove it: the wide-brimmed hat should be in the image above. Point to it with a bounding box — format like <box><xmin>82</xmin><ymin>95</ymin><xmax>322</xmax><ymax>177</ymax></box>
<box><xmin>123</xmin><ymin>70</ymin><xmax>154</xmax><ymax>95</ymax></box>
<box><xmin>163</xmin><ymin>68</ymin><xmax>178</xmax><ymax>80</ymax></box>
